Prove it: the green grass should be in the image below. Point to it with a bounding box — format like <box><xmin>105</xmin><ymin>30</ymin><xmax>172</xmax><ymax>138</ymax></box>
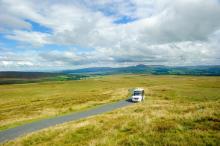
<box><xmin>1</xmin><ymin>75</ymin><xmax>220</xmax><ymax>145</ymax></box>
<box><xmin>0</xmin><ymin>74</ymin><xmax>89</xmax><ymax>85</ymax></box>
<box><xmin>0</xmin><ymin>75</ymin><xmax>132</xmax><ymax>131</ymax></box>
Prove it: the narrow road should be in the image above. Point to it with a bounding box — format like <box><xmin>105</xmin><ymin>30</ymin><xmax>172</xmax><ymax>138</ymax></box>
<box><xmin>0</xmin><ymin>99</ymin><xmax>133</xmax><ymax>143</ymax></box>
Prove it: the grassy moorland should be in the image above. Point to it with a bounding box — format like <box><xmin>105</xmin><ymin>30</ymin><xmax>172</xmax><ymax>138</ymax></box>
<box><xmin>1</xmin><ymin>75</ymin><xmax>220</xmax><ymax>146</ymax></box>
<box><xmin>0</xmin><ymin>75</ymin><xmax>129</xmax><ymax>130</ymax></box>
<box><xmin>0</xmin><ymin>72</ymin><xmax>89</xmax><ymax>85</ymax></box>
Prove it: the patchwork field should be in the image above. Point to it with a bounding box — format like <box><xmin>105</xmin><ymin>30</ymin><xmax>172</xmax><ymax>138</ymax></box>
<box><xmin>1</xmin><ymin>75</ymin><xmax>220</xmax><ymax>145</ymax></box>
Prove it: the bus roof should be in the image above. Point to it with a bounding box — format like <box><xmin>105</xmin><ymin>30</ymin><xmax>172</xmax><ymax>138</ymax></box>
<box><xmin>133</xmin><ymin>88</ymin><xmax>144</xmax><ymax>91</ymax></box>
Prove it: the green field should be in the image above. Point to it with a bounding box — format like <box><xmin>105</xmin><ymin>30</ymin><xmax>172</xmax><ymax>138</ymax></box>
<box><xmin>1</xmin><ymin>75</ymin><xmax>220</xmax><ymax>145</ymax></box>
<box><xmin>0</xmin><ymin>75</ymin><xmax>128</xmax><ymax>130</ymax></box>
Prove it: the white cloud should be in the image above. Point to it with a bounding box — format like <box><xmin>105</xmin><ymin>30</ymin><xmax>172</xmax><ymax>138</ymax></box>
<box><xmin>0</xmin><ymin>0</ymin><xmax>220</xmax><ymax>70</ymax></box>
<box><xmin>6</xmin><ymin>30</ymin><xmax>51</xmax><ymax>46</ymax></box>
<box><xmin>0</xmin><ymin>14</ymin><xmax>31</xmax><ymax>32</ymax></box>
<box><xmin>139</xmin><ymin>0</ymin><xmax>220</xmax><ymax>44</ymax></box>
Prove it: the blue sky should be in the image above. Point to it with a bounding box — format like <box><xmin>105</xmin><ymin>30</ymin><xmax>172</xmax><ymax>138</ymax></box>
<box><xmin>26</xmin><ymin>20</ymin><xmax>52</xmax><ymax>34</ymax></box>
<box><xmin>0</xmin><ymin>0</ymin><xmax>220</xmax><ymax>71</ymax></box>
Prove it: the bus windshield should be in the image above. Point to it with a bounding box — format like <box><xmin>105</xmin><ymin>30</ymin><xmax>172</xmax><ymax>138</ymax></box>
<box><xmin>133</xmin><ymin>91</ymin><xmax>141</xmax><ymax>96</ymax></box>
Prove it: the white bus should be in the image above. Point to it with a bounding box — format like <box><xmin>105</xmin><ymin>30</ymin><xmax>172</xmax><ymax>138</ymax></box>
<box><xmin>131</xmin><ymin>88</ymin><xmax>144</xmax><ymax>102</ymax></box>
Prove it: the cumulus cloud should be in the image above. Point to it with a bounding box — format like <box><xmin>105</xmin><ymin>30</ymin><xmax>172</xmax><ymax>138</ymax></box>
<box><xmin>0</xmin><ymin>14</ymin><xmax>31</xmax><ymax>32</ymax></box>
<box><xmin>0</xmin><ymin>0</ymin><xmax>220</xmax><ymax>70</ymax></box>
<box><xmin>6</xmin><ymin>30</ymin><xmax>52</xmax><ymax>46</ymax></box>
<box><xmin>138</xmin><ymin>0</ymin><xmax>220</xmax><ymax>44</ymax></box>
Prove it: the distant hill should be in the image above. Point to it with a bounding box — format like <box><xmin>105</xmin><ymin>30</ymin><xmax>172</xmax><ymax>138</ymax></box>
<box><xmin>1</xmin><ymin>65</ymin><xmax>220</xmax><ymax>81</ymax></box>
<box><xmin>62</xmin><ymin>67</ymin><xmax>114</xmax><ymax>74</ymax></box>
<box><xmin>62</xmin><ymin>65</ymin><xmax>220</xmax><ymax>76</ymax></box>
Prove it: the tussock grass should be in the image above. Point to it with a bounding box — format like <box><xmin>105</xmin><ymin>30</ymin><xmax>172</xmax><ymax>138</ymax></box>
<box><xmin>0</xmin><ymin>76</ymin><xmax>130</xmax><ymax>130</ymax></box>
<box><xmin>1</xmin><ymin>75</ymin><xmax>220</xmax><ymax>145</ymax></box>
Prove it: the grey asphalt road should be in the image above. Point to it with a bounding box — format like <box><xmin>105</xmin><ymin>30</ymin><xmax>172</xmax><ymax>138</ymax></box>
<box><xmin>0</xmin><ymin>99</ymin><xmax>133</xmax><ymax>143</ymax></box>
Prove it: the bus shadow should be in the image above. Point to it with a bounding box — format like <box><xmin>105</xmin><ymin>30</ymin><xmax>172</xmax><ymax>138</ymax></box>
<box><xmin>125</xmin><ymin>98</ymin><xmax>133</xmax><ymax>103</ymax></box>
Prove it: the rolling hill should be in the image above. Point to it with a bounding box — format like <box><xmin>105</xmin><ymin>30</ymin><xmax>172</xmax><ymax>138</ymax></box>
<box><xmin>62</xmin><ymin>64</ymin><xmax>220</xmax><ymax>75</ymax></box>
